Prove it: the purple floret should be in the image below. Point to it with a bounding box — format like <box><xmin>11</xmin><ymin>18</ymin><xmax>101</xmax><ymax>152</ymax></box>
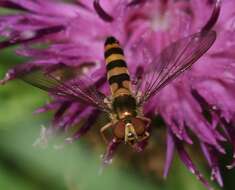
<box><xmin>1</xmin><ymin>1</ymin><xmax>235</xmax><ymax>189</ymax></box>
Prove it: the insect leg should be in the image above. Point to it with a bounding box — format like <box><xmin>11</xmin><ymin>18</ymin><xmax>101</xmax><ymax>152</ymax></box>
<box><xmin>134</xmin><ymin>78</ymin><xmax>142</xmax><ymax>97</ymax></box>
<box><xmin>100</xmin><ymin>122</ymin><xmax>113</xmax><ymax>144</ymax></box>
<box><xmin>136</xmin><ymin>116</ymin><xmax>151</xmax><ymax>129</ymax></box>
<box><xmin>141</xmin><ymin>131</ymin><xmax>150</xmax><ymax>141</ymax></box>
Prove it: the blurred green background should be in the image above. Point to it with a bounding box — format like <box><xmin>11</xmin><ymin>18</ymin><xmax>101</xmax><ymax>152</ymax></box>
<box><xmin>0</xmin><ymin>12</ymin><xmax>235</xmax><ymax>190</ymax></box>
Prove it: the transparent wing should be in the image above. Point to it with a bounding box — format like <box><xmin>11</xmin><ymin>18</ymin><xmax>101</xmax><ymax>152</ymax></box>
<box><xmin>138</xmin><ymin>30</ymin><xmax>216</xmax><ymax>105</ymax></box>
<box><xmin>20</xmin><ymin>69</ymin><xmax>110</xmax><ymax>112</ymax></box>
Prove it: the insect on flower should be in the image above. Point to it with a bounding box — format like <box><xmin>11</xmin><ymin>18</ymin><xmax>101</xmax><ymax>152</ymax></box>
<box><xmin>18</xmin><ymin>29</ymin><xmax>216</xmax><ymax>163</ymax></box>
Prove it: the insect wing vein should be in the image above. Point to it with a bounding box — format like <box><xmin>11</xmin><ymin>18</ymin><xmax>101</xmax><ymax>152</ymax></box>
<box><xmin>138</xmin><ymin>30</ymin><xmax>216</xmax><ymax>105</ymax></box>
<box><xmin>20</xmin><ymin>70</ymin><xmax>109</xmax><ymax>112</ymax></box>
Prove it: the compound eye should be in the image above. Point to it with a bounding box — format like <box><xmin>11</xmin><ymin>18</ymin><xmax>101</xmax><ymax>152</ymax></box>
<box><xmin>113</xmin><ymin>121</ymin><xmax>125</xmax><ymax>139</ymax></box>
<box><xmin>131</xmin><ymin>118</ymin><xmax>146</xmax><ymax>135</ymax></box>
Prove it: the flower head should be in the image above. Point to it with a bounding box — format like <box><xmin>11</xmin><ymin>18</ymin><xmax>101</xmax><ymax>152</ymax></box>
<box><xmin>1</xmin><ymin>0</ymin><xmax>235</xmax><ymax>189</ymax></box>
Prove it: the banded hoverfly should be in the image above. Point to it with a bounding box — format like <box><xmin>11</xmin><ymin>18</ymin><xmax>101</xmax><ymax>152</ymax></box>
<box><xmin>19</xmin><ymin>30</ymin><xmax>216</xmax><ymax>156</ymax></box>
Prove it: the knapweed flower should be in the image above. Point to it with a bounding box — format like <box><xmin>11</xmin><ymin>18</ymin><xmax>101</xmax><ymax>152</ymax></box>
<box><xmin>0</xmin><ymin>0</ymin><xmax>235</xmax><ymax>189</ymax></box>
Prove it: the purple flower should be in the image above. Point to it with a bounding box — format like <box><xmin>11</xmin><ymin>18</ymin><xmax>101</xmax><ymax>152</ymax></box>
<box><xmin>0</xmin><ymin>0</ymin><xmax>235</xmax><ymax>189</ymax></box>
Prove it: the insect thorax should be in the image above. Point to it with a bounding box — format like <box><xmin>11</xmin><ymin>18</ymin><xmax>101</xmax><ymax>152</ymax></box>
<box><xmin>112</xmin><ymin>95</ymin><xmax>137</xmax><ymax>119</ymax></box>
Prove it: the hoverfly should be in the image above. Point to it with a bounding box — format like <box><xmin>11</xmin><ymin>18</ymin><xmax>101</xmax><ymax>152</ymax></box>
<box><xmin>19</xmin><ymin>30</ymin><xmax>216</xmax><ymax>158</ymax></box>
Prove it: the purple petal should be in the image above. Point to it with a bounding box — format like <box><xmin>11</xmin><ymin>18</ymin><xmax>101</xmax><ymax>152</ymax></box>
<box><xmin>34</xmin><ymin>101</ymin><xmax>60</xmax><ymax>114</ymax></box>
<box><xmin>68</xmin><ymin>109</ymin><xmax>100</xmax><ymax>141</ymax></box>
<box><xmin>75</xmin><ymin>1</ymin><xmax>91</xmax><ymax>11</ymax></box>
<box><xmin>132</xmin><ymin>138</ymin><xmax>148</xmax><ymax>152</ymax></box>
<box><xmin>201</xmin><ymin>0</ymin><xmax>221</xmax><ymax>32</ymax></box>
<box><xmin>0</xmin><ymin>1</ymin><xmax>29</xmax><ymax>11</ymax></box>
<box><xmin>52</xmin><ymin>101</ymin><xmax>73</xmax><ymax>127</ymax></box>
<box><xmin>93</xmin><ymin>0</ymin><xmax>114</xmax><ymax>22</ymax></box>
<box><xmin>0</xmin><ymin>1</ymin><xmax>234</xmax><ymax>187</ymax></box>
<box><xmin>127</xmin><ymin>0</ymin><xmax>148</xmax><ymax>6</ymax></box>
<box><xmin>222</xmin><ymin>122</ymin><xmax>235</xmax><ymax>169</ymax></box>
<box><xmin>0</xmin><ymin>25</ymin><xmax>65</xmax><ymax>49</ymax></box>
<box><xmin>163</xmin><ymin>130</ymin><xmax>175</xmax><ymax>178</ymax></box>
<box><xmin>201</xmin><ymin>143</ymin><xmax>223</xmax><ymax>187</ymax></box>
<box><xmin>175</xmin><ymin>138</ymin><xmax>214</xmax><ymax>190</ymax></box>
<box><xmin>102</xmin><ymin>138</ymin><xmax>120</xmax><ymax>166</ymax></box>
<box><xmin>55</xmin><ymin>104</ymin><xmax>83</xmax><ymax>130</ymax></box>
<box><xmin>0</xmin><ymin>62</ymin><xmax>39</xmax><ymax>84</ymax></box>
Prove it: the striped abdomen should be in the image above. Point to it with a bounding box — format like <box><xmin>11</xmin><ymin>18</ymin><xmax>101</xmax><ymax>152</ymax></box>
<box><xmin>104</xmin><ymin>36</ymin><xmax>132</xmax><ymax>98</ymax></box>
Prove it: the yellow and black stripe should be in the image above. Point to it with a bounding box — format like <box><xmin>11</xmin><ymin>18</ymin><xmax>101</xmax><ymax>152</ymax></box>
<box><xmin>104</xmin><ymin>36</ymin><xmax>132</xmax><ymax>97</ymax></box>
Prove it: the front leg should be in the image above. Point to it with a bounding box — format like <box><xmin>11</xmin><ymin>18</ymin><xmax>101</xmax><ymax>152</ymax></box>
<box><xmin>140</xmin><ymin>131</ymin><xmax>150</xmax><ymax>141</ymax></box>
<box><xmin>100</xmin><ymin>122</ymin><xmax>113</xmax><ymax>144</ymax></box>
<box><xmin>137</xmin><ymin>116</ymin><xmax>151</xmax><ymax>129</ymax></box>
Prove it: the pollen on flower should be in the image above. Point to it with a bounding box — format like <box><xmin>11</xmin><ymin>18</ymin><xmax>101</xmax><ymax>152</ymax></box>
<box><xmin>151</xmin><ymin>13</ymin><xmax>170</xmax><ymax>32</ymax></box>
<box><xmin>20</xmin><ymin>30</ymin><xmax>36</xmax><ymax>40</ymax></box>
